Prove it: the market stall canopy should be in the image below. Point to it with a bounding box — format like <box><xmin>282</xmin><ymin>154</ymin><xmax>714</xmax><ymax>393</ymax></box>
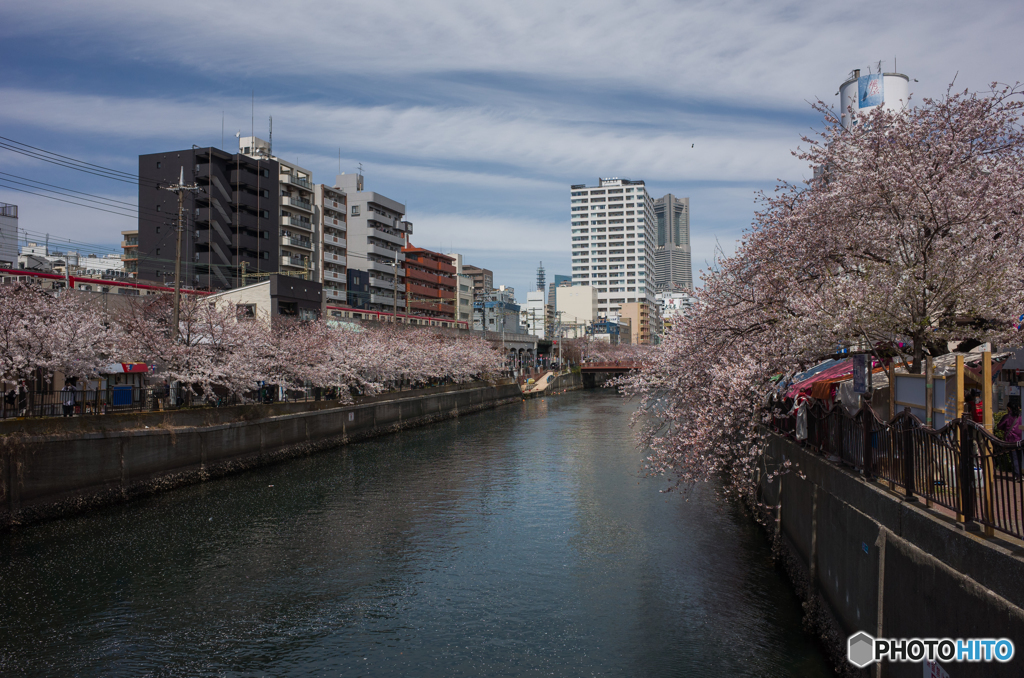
<box><xmin>104</xmin><ymin>362</ymin><xmax>152</xmax><ymax>374</ymax></box>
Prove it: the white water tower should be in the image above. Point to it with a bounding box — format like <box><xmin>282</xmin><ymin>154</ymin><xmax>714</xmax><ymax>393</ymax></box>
<box><xmin>839</xmin><ymin>68</ymin><xmax>911</xmax><ymax>129</ymax></box>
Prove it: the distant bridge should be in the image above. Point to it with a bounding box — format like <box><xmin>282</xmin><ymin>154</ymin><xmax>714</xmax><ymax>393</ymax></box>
<box><xmin>580</xmin><ymin>361</ymin><xmax>641</xmax><ymax>373</ymax></box>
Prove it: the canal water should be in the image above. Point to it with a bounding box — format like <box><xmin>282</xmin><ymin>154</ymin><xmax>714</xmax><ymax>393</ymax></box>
<box><xmin>0</xmin><ymin>391</ymin><xmax>831</xmax><ymax>677</ymax></box>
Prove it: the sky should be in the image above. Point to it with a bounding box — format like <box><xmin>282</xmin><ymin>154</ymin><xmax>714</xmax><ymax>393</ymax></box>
<box><xmin>2</xmin><ymin>0</ymin><xmax>1023</xmax><ymax>298</ymax></box>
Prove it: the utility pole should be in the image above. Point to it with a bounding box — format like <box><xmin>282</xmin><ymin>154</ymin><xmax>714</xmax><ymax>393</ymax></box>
<box><xmin>163</xmin><ymin>167</ymin><xmax>201</xmax><ymax>341</ymax></box>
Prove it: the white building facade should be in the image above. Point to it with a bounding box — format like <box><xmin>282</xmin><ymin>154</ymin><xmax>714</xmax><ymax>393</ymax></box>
<box><xmin>569</xmin><ymin>178</ymin><xmax>656</xmax><ymax>317</ymax></box>
<box><xmin>524</xmin><ymin>290</ymin><xmax>546</xmax><ymax>338</ymax></box>
<box><xmin>240</xmin><ymin>136</ymin><xmax>318</xmax><ymax>281</ymax></box>
<box><xmin>335</xmin><ymin>173</ymin><xmax>410</xmax><ymax>314</ymax></box>
<box><xmin>315</xmin><ymin>184</ymin><xmax>348</xmax><ymax>305</ymax></box>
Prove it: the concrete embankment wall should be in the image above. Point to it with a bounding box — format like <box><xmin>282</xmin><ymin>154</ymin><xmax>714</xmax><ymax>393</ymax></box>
<box><xmin>760</xmin><ymin>433</ymin><xmax>1024</xmax><ymax>677</ymax></box>
<box><xmin>1</xmin><ymin>383</ymin><xmax>523</xmax><ymax>529</ymax></box>
<box><xmin>545</xmin><ymin>371</ymin><xmax>583</xmax><ymax>393</ymax></box>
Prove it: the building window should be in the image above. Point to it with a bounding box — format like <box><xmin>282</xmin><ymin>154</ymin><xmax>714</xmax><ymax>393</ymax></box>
<box><xmin>156</xmin><ymin>162</ymin><xmax>162</xmax><ymax>169</ymax></box>
<box><xmin>278</xmin><ymin>301</ymin><xmax>298</xmax><ymax>316</ymax></box>
<box><xmin>155</xmin><ymin>248</ymin><xmax>160</xmax><ymax>256</ymax></box>
<box><xmin>236</xmin><ymin>304</ymin><xmax>256</xmax><ymax>319</ymax></box>
<box><xmin>351</xmin><ymin>205</ymin><xmax>360</xmax><ymax>217</ymax></box>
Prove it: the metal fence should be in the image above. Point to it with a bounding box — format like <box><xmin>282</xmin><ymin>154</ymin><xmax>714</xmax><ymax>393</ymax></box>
<box><xmin>1</xmin><ymin>387</ymin><xmax>150</xmax><ymax>419</ymax></box>
<box><xmin>773</xmin><ymin>401</ymin><xmax>1024</xmax><ymax>541</ymax></box>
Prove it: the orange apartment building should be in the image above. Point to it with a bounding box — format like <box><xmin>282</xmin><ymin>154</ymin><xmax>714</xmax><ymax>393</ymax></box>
<box><xmin>401</xmin><ymin>243</ymin><xmax>457</xmax><ymax>321</ymax></box>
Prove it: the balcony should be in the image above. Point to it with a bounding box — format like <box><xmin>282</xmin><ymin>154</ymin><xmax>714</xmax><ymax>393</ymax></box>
<box><xmin>367</xmin><ymin>213</ymin><xmax>397</xmax><ymax>229</ymax></box>
<box><xmin>324</xmin><ymin>251</ymin><xmax>346</xmax><ymax>265</ymax></box>
<box><xmin>324</xmin><ymin>269</ymin><xmax>345</xmax><ymax>282</ymax></box>
<box><xmin>368</xmin><ymin>276</ymin><xmax>398</xmax><ymax>291</ymax></box>
<box><xmin>280</xmin><ymin>173</ymin><xmax>312</xmax><ymax>191</ymax></box>
<box><xmin>281</xmin><ymin>254</ymin><xmax>308</xmax><ymax>269</ymax></box>
<box><xmin>281</xmin><ymin>235</ymin><xmax>313</xmax><ymax>250</ymax></box>
<box><xmin>370</xmin><ymin>292</ymin><xmax>402</xmax><ymax>306</ymax></box>
<box><xmin>324</xmin><ymin>235</ymin><xmax>347</xmax><ymax>248</ymax></box>
<box><xmin>406</xmin><ymin>268</ymin><xmax>438</xmax><ymax>285</ymax></box>
<box><xmin>368</xmin><ymin>226</ymin><xmax>404</xmax><ymax>247</ymax></box>
<box><xmin>367</xmin><ymin>243</ymin><xmax>404</xmax><ymax>259</ymax></box>
<box><xmin>282</xmin><ymin>195</ymin><xmax>312</xmax><ymax>212</ymax></box>
<box><xmin>325</xmin><ymin>288</ymin><xmax>346</xmax><ymax>301</ymax></box>
<box><xmin>367</xmin><ymin>260</ymin><xmax>403</xmax><ymax>276</ymax></box>
<box><xmin>281</xmin><ymin>215</ymin><xmax>312</xmax><ymax>231</ymax></box>
<box><xmin>407</xmin><ymin>282</ymin><xmax>442</xmax><ymax>299</ymax></box>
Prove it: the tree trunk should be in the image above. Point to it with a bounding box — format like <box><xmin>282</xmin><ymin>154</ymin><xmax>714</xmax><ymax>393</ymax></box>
<box><xmin>910</xmin><ymin>331</ymin><xmax>924</xmax><ymax>374</ymax></box>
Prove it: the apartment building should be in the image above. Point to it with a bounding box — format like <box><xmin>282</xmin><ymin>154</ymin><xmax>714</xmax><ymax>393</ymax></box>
<box><xmin>462</xmin><ymin>265</ymin><xmax>493</xmax><ymax>298</ymax></box>
<box><xmin>121</xmin><ymin>230</ymin><xmax>138</xmax><ymax>278</ymax></box>
<box><xmin>240</xmin><ymin>137</ymin><xmax>317</xmax><ymax>282</ymax></box>
<box><xmin>448</xmin><ymin>253</ymin><xmax>476</xmax><ymax>324</ymax></box>
<box><xmin>138</xmin><ymin>147</ymin><xmax>280</xmax><ymax>290</ymax></box>
<box><xmin>617</xmin><ymin>301</ymin><xmax>651</xmax><ymax>345</ymax></box>
<box><xmin>653</xmin><ymin>194</ymin><xmax>692</xmax><ymax>291</ymax></box>
<box><xmin>335</xmin><ymin>173</ymin><xmax>410</xmax><ymax>315</ymax></box>
<box><xmin>315</xmin><ymin>184</ymin><xmax>348</xmax><ymax>305</ymax></box>
<box><xmin>402</xmin><ymin>243</ymin><xmax>456</xmax><ymax>321</ymax></box>
<box><xmin>569</xmin><ymin>178</ymin><xmax>656</xmax><ymax>318</ymax></box>
<box><xmin>0</xmin><ymin>203</ymin><xmax>18</xmax><ymax>268</ymax></box>
<box><xmin>556</xmin><ymin>285</ymin><xmax>598</xmax><ymax>337</ymax></box>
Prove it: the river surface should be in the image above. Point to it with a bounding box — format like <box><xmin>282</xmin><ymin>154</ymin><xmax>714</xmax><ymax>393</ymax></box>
<box><xmin>0</xmin><ymin>390</ymin><xmax>831</xmax><ymax>677</ymax></box>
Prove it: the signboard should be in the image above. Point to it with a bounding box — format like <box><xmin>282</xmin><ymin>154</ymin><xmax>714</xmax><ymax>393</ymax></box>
<box><xmin>859</xmin><ymin>73</ymin><xmax>884</xmax><ymax>108</ymax></box>
<box><xmin>853</xmin><ymin>354</ymin><xmax>868</xmax><ymax>394</ymax></box>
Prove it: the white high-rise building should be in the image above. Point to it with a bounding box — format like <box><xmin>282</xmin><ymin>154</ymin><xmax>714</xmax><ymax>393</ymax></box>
<box><xmin>569</xmin><ymin>178</ymin><xmax>656</xmax><ymax>316</ymax></box>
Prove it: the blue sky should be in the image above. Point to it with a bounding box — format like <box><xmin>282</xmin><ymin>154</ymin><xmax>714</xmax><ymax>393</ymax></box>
<box><xmin>2</xmin><ymin>0</ymin><xmax>1022</xmax><ymax>297</ymax></box>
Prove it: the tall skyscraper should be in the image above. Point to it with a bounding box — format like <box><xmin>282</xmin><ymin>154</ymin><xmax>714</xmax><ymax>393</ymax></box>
<box><xmin>653</xmin><ymin>194</ymin><xmax>692</xmax><ymax>291</ymax></box>
<box><xmin>569</xmin><ymin>178</ymin><xmax>656</xmax><ymax>316</ymax></box>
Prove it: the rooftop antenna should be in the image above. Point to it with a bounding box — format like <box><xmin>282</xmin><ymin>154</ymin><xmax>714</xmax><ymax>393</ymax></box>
<box><xmin>338</xmin><ymin>148</ymin><xmax>341</xmax><ymax>174</ymax></box>
<box><xmin>221</xmin><ymin>112</ymin><xmax>224</xmax><ymax>150</ymax></box>
<box><xmin>269</xmin><ymin>115</ymin><xmax>273</xmax><ymax>157</ymax></box>
<box><xmin>358</xmin><ymin>162</ymin><xmax>363</xmax><ymax>177</ymax></box>
<box><xmin>537</xmin><ymin>261</ymin><xmax>546</xmax><ymax>291</ymax></box>
<box><xmin>250</xmin><ymin>90</ymin><xmax>254</xmax><ymax>153</ymax></box>
<box><xmin>876</xmin><ymin>60</ymin><xmax>883</xmax><ymax>74</ymax></box>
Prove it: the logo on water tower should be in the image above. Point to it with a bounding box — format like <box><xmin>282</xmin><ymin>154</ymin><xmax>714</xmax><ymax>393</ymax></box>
<box><xmin>858</xmin><ymin>73</ymin><xmax>884</xmax><ymax>108</ymax></box>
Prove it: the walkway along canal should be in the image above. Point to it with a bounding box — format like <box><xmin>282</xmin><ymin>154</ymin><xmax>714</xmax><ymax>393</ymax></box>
<box><xmin>0</xmin><ymin>391</ymin><xmax>830</xmax><ymax>676</ymax></box>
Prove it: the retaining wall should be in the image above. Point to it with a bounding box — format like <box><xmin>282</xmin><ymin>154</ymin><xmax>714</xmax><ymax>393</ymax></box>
<box><xmin>1</xmin><ymin>383</ymin><xmax>523</xmax><ymax>529</ymax></box>
<box><xmin>761</xmin><ymin>433</ymin><xmax>1024</xmax><ymax>677</ymax></box>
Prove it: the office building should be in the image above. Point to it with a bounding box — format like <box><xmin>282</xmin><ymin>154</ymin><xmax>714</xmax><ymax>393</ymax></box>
<box><xmin>555</xmin><ymin>285</ymin><xmax>597</xmax><ymax>338</ymax></box>
<box><xmin>569</xmin><ymin>177</ymin><xmax>656</xmax><ymax>320</ymax></box>
<box><xmin>653</xmin><ymin>194</ymin><xmax>692</xmax><ymax>291</ymax></box>
<box><xmin>524</xmin><ymin>290</ymin><xmax>546</xmax><ymax>338</ymax></box>
<box><xmin>334</xmin><ymin>173</ymin><xmax>410</xmax><ymax>316</ymax></box>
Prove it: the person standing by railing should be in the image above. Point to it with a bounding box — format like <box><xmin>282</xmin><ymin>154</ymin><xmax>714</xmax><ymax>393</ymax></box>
<box><xmin>61</xmin><ymin>380</ymin><xmax>76</xmax><ymax>417</ymax></box>
<box><xmin>997</xmin><ymin>402</ymin><xmax>1023</xmax><ymax>478</ymax></box>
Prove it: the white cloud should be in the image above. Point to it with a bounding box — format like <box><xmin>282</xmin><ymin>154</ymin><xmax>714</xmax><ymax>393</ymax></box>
<box><xmin>7</xmin><ymin>0</ymin><xmax>1023</xmax><ymax>110</ymax></box>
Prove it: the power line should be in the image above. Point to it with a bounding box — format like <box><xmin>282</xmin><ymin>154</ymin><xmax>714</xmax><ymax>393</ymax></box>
<box><xmin>0</xmin><ymin>173</ymin><xmax>166</xmax><ymax>219</ymax></box>
<box><xmin>0</xmin><ymin>135</ymin><xmax>144</xmax><ymax>184</ymax></box>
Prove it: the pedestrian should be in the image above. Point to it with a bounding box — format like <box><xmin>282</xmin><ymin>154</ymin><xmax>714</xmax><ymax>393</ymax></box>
<box><xmin>17</xmin><ymin>381</ymin><xmax>27</xmax><ymax>416</ymax></box>
<box><xmin>997</xmin><ymin>402</ymin><xmax>1023</xmax><ymax>477</ymax></box>
<box><xmin>61</xmin><ymin>380</ymin><xmax>77</xmax><ymax>417</ymax></box>
<box><xmin>3</xmin><ymin>388</ymin><xmax>14</xmax><ymax>417</ymax></box>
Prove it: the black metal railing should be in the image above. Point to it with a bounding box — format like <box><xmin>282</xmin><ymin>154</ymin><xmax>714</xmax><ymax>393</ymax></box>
<box><xmin>1</xmin><ymin>387</ymin><xmax>149</xmax><ymax>419</ymax></box>
<box><xmin>771</xmin><ymin>400</ymin><xmax>1024</xmax><ymax>541</ymax></box>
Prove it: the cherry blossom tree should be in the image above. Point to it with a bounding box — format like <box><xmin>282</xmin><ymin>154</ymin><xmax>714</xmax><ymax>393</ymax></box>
<box><xmin>0</xmin><ymin>283</ymin><xmax>116</xmax><ymax>385</ymax></box>
<box><xmin>621</xmin><ymin>82</ymin><xmax>1024</xmax><ymax>498</ymax></box>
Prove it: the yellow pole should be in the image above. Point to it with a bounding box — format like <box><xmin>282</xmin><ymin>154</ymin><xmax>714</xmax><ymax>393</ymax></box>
<box><xmin>955</xmin><ymin>355</ymin><xmax>965</xmax><ymax>420</ymax></box>
<box><xmin>888</xmin><ymin>362</ymin><xmax>896</xmax><ymax>422</ymax></box>
<box><xmin>983</xmin><ymin>350</ymin><xmax>993</xmax><ymax>432</ymax></box>
<box><xmin>956</xmin><ymin>354</ymin><xmax>966</xmax><ymax>524</ymax></box>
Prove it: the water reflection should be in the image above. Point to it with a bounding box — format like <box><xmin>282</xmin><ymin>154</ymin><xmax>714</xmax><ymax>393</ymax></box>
<box><xmin>0</xmin><ymin>391</ymin><xmax>829</xmax><ymax>677</ymax></box>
